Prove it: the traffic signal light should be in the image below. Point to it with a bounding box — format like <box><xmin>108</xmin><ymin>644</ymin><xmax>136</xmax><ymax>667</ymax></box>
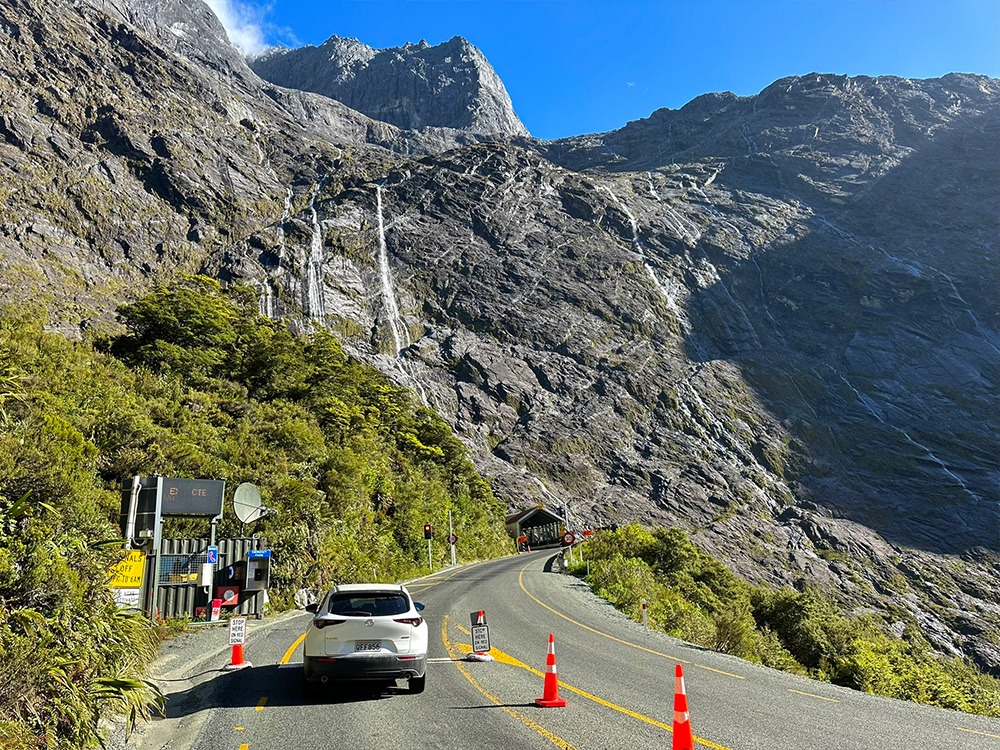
<box><xmin>423</xmin><ymin>523</ymin><xmax>433</xmax><ymax>540</ymax></box>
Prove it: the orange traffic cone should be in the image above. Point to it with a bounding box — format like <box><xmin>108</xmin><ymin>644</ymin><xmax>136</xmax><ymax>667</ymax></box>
<box><xmin>224</xmin><ymin>642</ymin><xmax>252</xmax><ymax>671</ymax></box>
<box><xmin>534</xmin><ymin>633</ymin><xmax>567</xmax><ymax>707</ymax></box>
<box><xmin>672</xmin><ymin>664</ymin><xmax>694</xmax><ymax>750</ymax></box>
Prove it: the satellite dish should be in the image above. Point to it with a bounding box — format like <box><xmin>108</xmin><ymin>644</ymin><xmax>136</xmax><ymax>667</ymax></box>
<box><xmin>233</xmin><ymin>482</ymin><xmax>268</xmax><ymax>524</ymax></box>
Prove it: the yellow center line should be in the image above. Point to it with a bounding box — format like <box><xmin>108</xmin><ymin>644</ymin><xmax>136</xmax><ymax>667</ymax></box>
<box><xmin>517</xmin><ymin>560</ymin><xmax>744</xmax><ymax>679</ymax></box>
<box><xmin>788</xmin><ymin>689</ymin><xmax>839</xmax><ymax>703</ymax></box>
<box><xmin>255</xmin><ymin>697</ymin><xmax>267</xmax><ymax>711</ymax></box>
<box><xmin>449</xmin><ymin>618</ymin><xmax>730</xmax><ymax>750</ymax></box>
<box><xmin>441</xmin><ymin>615</ymin><xmax>578</xmax><ymax>749</ymax></box>
<box><xmin>280</xmin><ymin>633</ymin><xmax>306</xmax><ymax>665</ymax></box>
<box><xmin>957</xmin><ymin>727</ymin><xmax>1000</xmax><ymax>739</ymax></box>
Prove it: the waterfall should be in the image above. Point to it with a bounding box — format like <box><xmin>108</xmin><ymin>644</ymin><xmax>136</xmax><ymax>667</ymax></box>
<box><xmin>306</xmin><ymin>184</ymin><xmax>325</xmax><ymax>324</ymax></box>
<box><xmin>831</xmin><ymin>369</ymin><xmax>981</xmax><ymax>503</ymax></box>
<box><xmin>374</xmin><ymin>185</ymin><xmax>429</xmax><ymax>406</ymax></box>
<box><xmin>605</xmin><ymin>187</ymin><xmax>692</xmax><ymax>335</ymax></box>
<box><xmin>376</xmin><ymin>184</ymin><xmax>409</xmax><ymax>353</ymax></box>
<box><xmin>259</xmin><ymin>281</ymin><xmax>274</xmax><ymax>319</ymax></box>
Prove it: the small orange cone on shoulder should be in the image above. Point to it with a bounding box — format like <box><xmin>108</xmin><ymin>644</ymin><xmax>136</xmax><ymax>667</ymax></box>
<box><xmin>534</xmin><ymin>633</ymin><xmax>567</xmax><ymax>707</ymax></box>
<box><xmin>672</xmin><ymin>664</ymin><xmax>694</xmax><ymax>750</ymax></box>
<box><xmin>224</xmin><ymin>642</ymin><xmax>252</xmax><ymax>671</ymax></box>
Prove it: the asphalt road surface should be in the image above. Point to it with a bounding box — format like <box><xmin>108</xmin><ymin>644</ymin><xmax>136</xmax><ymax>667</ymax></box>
<box><xmin>134</xmin><ymin>551</ymin><xmax>1000</xmax><ymax>749</ymax></box>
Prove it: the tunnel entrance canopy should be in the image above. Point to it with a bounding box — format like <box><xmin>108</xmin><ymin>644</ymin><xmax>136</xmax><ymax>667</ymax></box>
<box><xmin>505</xmin><ymin>505</ymin><xmax>566</xmax><ymax>549</ymax></box>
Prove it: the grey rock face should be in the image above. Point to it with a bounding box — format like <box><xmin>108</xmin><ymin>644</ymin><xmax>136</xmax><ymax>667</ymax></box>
<box><xmin>2</xmin><ymin>0</ymin><xmax>998</xmax><ymax>676</ymax></box>
<box><xmin>251</xmin><ymin>35</ymin><xmax>529</xmax><ymax>136</ymax></box>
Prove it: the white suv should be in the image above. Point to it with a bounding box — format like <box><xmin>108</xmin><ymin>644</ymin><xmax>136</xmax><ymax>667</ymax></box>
<box><xmin>303</xmin><ymin>583</ymin><xmax>428</xmax><ymax>693</ymax></box>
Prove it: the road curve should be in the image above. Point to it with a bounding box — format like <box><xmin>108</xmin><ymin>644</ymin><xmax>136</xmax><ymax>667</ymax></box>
<box><xmin>135</xmin><ymin>551</ymin><xmax>1000</xmax><ymax>749</ymax></box>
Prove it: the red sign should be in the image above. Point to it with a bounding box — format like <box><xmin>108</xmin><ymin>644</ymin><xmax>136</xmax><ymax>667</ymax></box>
<box><xmin>582</xmin><ymin>529</ymin><xmax>593</xmax><ymax>537</ymax></box>
<box><xmin>561</xmin><ymin>532</ymin><xmax>575</xmax><ymax>546</ymax></box>
<box><xmin>447</xmin><ymin>533</ymin><xmax>458</xmax><ymax>545</ymax></box>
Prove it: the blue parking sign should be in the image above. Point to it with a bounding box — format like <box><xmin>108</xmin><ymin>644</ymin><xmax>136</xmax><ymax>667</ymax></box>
<box><xmin>207</xmin><ymin>545</ymin><xmax>219</xmax><ymax>565</ymax></box>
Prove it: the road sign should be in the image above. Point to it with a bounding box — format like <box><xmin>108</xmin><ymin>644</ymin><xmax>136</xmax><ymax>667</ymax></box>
<box><xmin>447</xmin><ymin>533</ymin><xmax>458</xmax><ymax>545</ymax></box>
<box><xmin>471</xmin><ymin>624</ymin><xmax>491</xmax><ymax>653</ymax></box>
<box><xmin>470</xmin><ymin>610</ymin><xmax>487</xmax><ymax>628</ymax></box>
<box><xmin>110</xmin><ymin>550</ymin><xmax>146</xmax><ymax>588</ymax></box>
<box><xmin>561</xmin><ymin>532</ymin><xmax>575</xmax><ymax>546</ymax></box>
<box><xmin>159</xmin><ymin>477</ymin><xmax>225</xmax><ymax>517</ymax></box>
<box><xmin>207</xmin><ymin>545</ymin><xmax>219</xmax><ymax>565</ymax></box>
<box><xmin>229</xmin><ymin>616</ymin><xmax>247</xmax><ymax>645</ymax></box>
<box><xmin>112</xmin><ymin>588</ymin><xmax>142</xmax><ymax>609</ymax></box>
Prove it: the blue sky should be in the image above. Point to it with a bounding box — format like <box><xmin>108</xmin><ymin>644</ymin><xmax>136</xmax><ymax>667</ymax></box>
<box><xmin>209</xmin><ymin>0</ymin><xmax>1000</xmax><ymax>140</ymax></box>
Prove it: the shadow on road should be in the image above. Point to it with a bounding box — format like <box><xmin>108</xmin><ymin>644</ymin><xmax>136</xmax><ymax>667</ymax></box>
<box><xmin>160</xmin><ymin>664</ymin><xmax>419</xmax><ymax>718</ymax></box>
<box><xmin>448</xmin><ymin>703</ymin><xmax>537</xmax><ymax>710</ymax></box>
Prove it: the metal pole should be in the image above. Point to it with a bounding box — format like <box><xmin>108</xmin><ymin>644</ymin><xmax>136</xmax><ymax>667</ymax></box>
<box><xmin>125</xmin><ymin>475</ymin><xmax>140</xmax><ymax>549</ymax></box>
<box><xmin>149</xmin><ymin>477</ymin><xmax>164</xmax><ymax>622</ymax></box>
<box><xmin>448</xmin><ymin>509</ymin><xmax>456</xmax><ymax>567</ymax></box>
<box><xmin>427</xmin><ymin>538</ymin><xmax>433</xmax><ymax>571</ymax></box>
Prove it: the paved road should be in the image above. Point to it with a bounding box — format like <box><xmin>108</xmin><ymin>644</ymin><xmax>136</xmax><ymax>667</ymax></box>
<box><xmin>133</xmin><ymin>551</ymin><xmax>1000</xmax><ymax>749</ymax></box>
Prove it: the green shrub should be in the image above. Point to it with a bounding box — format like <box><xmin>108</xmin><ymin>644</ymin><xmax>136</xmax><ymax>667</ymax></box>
<box><xmin>577</xmin><ymin>526</ymin><xmax>1000</xmax><ymax>717</ymax></box>
<box><xmin>0</xmin><ymin>279</ymin><xmax>514</xmax><ymax>744</ymax></box>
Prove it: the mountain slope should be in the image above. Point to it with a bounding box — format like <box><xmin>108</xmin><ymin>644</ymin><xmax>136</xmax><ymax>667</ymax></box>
<box><xmin>251</xmin><ymin>35</ymin><xmax>529</xmax><ymax>136</ymax></box>
<box><xmin>1</xmin><ymin>0</ymin><xmax>997</xmax><ymax>675</ymax></box>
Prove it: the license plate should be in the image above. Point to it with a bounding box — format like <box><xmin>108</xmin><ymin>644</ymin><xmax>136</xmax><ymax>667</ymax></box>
<box><xmin>355</xmin><ymin>641</ymin><xmax>381</xmax><ymax>652</ymax></box>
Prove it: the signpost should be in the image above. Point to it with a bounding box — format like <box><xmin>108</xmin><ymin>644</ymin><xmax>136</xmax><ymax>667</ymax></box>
<box><xmin>110</xmin><ymin>550</ymin><xmax>146</xmax><ymax>588</ymax></box>
<box><xmin>468</xmin><ymin>610</ymin><xmax>492</xmax><ymax>661</ymax></box>
<box><xmin>122</xmin><ymin>475</ymin><xmax>226</xmax><ymax>621</ymax></box>
<box><xmin>225</xmin><ymin>616</ymin><xmax>251</xmax><ymax>670</ymax></box>
<box><xmin>229</xmin><ymin>616</ymin><xmax>247</xmax><ymax>646</ymax></box>
<box><xmin>109</xmin><ymin>550</ymin><xmax>146</xmax><ymax>610</ymax></box>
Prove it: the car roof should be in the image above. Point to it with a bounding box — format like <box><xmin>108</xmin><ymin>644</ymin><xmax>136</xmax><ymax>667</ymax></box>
<box><xmin>330</xmin><ymin>583</ymin><xmax>408</xmax><ymax>594</ymax></box>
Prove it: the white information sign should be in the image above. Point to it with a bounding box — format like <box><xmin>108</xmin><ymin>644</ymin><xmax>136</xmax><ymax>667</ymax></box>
<box><xmin>471</xmin><ymin>624</ymin><xmax>491</xmax><ymax>653</ymax></box>
<box><xmin>228</xmin><ymin>616</ymin><xmax>247</xmax><ymax>645</ymax></box>
<box><xmin>112</xmin><ymin>588</ymin><xmax>142</xmax><ymax>609</ymax></box>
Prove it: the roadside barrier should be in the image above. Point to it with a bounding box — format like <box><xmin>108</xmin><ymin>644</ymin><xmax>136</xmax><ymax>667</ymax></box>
<box><xmin>534</xmin><ymin>633</ymin><xmax>567</xmax><ymax>707</ymax></box>
<box><xmin>672</xmin><ymin>664</ymin><xmax>693</xmax><ymax>749</ymax></box>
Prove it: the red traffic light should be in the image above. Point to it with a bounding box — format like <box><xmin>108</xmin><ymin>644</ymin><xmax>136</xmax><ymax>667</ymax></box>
<box><xmin>423</xmin><ymin>523</ymin><xmax>433</xmax><ymax>540</ymax></box>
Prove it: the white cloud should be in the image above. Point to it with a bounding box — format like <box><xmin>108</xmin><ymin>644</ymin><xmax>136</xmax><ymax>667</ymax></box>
<box><xmin>205</xmin><ymin>0</ymin><xmax>268</xmax><ymax>58</ymax></box>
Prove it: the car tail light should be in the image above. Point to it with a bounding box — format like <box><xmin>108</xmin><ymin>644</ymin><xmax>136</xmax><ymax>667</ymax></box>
<box><xmin>394</xmin><ymin>617</ymin><xmax>423</xmax><ymax>627</ymax></box>
<box><xmin>313</xmin><ymin>618</ymin><xmax>345</xmax><ymax>629</ymax></box>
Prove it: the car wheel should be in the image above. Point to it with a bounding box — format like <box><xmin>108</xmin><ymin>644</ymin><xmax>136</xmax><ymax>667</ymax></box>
<box><xmin>409</xmin><ymin>674</ymin><xmax>426</xmax><ymax>694</ymax></box>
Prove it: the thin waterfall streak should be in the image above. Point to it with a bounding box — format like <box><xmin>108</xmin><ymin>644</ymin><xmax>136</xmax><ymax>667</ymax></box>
<box><xmin>376</xmin><ymin>184</ymin><xmax>408</xmax><ymax>354</ymax></box>
<box><xmin>307</xmin><ymin>186</ymin><xmax>325</xmax><ymax>323</ymax></box>
<box><xmin>833</xmin><ymin>369</ymin><xmax>980</xmax><ymax>502</ymax></box>
<box><xmin>605</xmin><ymin>187</ymin><xmax>691</xmax><ymax>335</ymax></box>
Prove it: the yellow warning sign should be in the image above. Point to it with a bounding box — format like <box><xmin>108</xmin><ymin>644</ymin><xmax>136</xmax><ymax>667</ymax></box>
<box><xmin>110</xmin><ymin>550</ymin><xmax>146</xmax><ymax>588</ymax></box>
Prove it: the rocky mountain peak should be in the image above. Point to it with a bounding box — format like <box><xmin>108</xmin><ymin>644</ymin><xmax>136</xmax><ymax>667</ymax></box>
<box><xmin>250</xmin><ymin>34</ymin><xmax>529</xmax><ymax>136</ymax></box>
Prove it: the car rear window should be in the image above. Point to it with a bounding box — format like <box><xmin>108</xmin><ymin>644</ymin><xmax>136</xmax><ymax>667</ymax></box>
<box><xmin>326</xmin><ymin>592</ymin><xmax>409</xmax><ymax>617</ymax></box>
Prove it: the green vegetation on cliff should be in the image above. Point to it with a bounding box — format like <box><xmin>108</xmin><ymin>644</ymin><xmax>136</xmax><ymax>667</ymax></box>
<box><xmin>0</xmin><ymin>276</ymin><xmax>511</xmax><ymax>748</ymax></box>
<box><xmin>573</xmin><ymin>525</ymin><xmax>1000</xmax><ymax>717</ymax></box>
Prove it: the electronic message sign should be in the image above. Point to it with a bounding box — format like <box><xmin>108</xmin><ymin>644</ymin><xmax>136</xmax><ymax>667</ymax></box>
<box><xmin>159</xmin><ymin>477</ymin><xmax>225</xmax><ymax>516</ymax></box>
